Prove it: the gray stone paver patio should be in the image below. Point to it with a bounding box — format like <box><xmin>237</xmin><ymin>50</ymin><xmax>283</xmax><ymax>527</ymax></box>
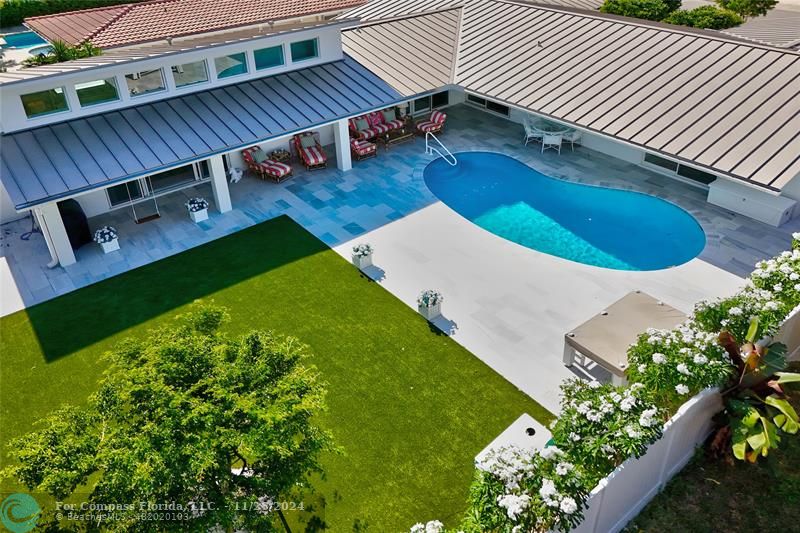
<box><xmin>1</xmin><ymin>104</ymin><xmax>797</xmax><ymax>315</ymax></box>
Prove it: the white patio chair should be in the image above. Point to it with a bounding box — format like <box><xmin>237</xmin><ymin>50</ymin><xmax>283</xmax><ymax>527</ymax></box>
<box><xmin>523</xmin><ymin>119</ymin><xmax>543</xmax><ymax>146</ymax></box>
<box><xmin>563</xmin><ymin>129</ymin><xmax>582</xmax><ymax>151</ymax></box>
<box><xmin>541</xmin><ymin>133</ymin><xmax>562</xmax><ymax>154</ymax></box>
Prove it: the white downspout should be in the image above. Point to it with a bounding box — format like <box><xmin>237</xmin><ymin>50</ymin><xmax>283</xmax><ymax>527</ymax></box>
<box><xmin>33</xmin><ymin>208</ymin><xmax>60</xmax><ymax>269</ymax></box>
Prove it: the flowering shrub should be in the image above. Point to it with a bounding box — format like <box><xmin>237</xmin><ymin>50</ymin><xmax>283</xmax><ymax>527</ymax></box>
<box><xmin>552</xmin><ymin>380</ymin><xmax>664</xmax><ymax>484</ymax></box>
<box><xmin>418</xmin><ymin>290</ymin><xmax>443</xmax><ymax>308</ymax></box>
<box><xmin>626</xmin><ymin>322</ymin><xmax>732</xmax><ymax>411</ymax></box>
<box><xmin>461</xmin><ymin>445</ymin><xmax>589</xmax><ymax>532</ymax></box>
<box><xmin>694</xmin><ymin>238</ymin><xmax>799</xmax><ymax>343</ymax></box>
<box><xmin>185</xmin><ymin>197</ymin><xmax>209</xmax><ymax>212</ymax></box>
<box><xmin>352</xmin><ymin>243</ymin><xmax>374</xmax><ymax>257</ymax></box>
<box><xmin>410</xmin><ymin>520</ymin><xmax>444</xmax><ymax>533</ymax></box>
<box><xmin>93</xmin><ymin>225</ymin><xmax>117</xmax><ymax>244</ymax></box>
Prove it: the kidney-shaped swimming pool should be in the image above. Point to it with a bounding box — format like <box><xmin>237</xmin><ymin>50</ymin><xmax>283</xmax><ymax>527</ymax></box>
<box><xmin>423</xmin><ymin>152</ymin><xmax>705</xmax><ymax>271</ymax></box>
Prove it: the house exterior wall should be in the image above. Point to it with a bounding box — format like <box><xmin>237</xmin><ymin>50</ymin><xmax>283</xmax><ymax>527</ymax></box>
<box><xmin>1</xmin><ymin>25</ymin><xmax>344</xmax><ymax>133</ymax></box>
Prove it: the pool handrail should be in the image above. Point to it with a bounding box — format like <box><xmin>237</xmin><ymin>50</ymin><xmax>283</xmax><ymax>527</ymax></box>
<box><xmin>425</xmin><ymin>132</ymin><xmax>457</xmax><ymax>166</ymax></box>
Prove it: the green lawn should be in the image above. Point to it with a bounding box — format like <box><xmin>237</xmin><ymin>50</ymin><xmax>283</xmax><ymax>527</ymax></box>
<box><xmin>625</xmin><ymin>391</ymin><xmax>800</xmax><ymax>532</ymax></box>
<box><xmin>0</xmin><ymin>216</ymin><xmax>552</xmax><ymax>531</ymax></box>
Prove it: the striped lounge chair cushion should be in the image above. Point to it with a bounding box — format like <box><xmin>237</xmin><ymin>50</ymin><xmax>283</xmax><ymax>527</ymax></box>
<box><xmin>371</xmin><ymin>123</ymin><xmax>391</xmax><ymax>135</ymax></box>
<box><xmin>385</xmin><ymin>119</ymin><xmax>404</xmax><ymax>129</ymax></box>
<box><xmin>357</xmin><ymin>128</ymin><xmax>377</xmax><ymax>140</ymax></box>
<box><xmin>301</xmin><ymin>145</ymin><xmax>326</xmax><ymax>166</ymax></box>
<box><xmin>262</xmin><ymin>160</ymin><xmax>291</xmax><ymax>177</ymax></box>
<box><xmin>430</xmin><ymin>110</ymin><xmax>447</xmax><ymax>124</ymax></box>
<box><xmin>417</xmin><ymin>120</ymin><xmax>440</xmax><ymax>133</ymax></box>
<box><xmin>351</xmin><ymin>139</ymin><xmax>375</xmax><ymax>155</ymax></box>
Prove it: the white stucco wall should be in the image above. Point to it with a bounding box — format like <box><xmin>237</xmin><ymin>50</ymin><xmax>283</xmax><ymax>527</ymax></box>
<box><xmin>0</xmin><ymin>185</ymin><xmax>26</xmax><ymax>224</ymax></box>
<box><xmin>1</xmin><ymin>25</ymin><xmax>345</xmax><ymax>133</ymax></box>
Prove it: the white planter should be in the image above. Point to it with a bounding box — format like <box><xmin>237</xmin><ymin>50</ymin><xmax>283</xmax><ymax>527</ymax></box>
<box><xmin>189</xmin><ymin>208</ymin><xmax>208</xmax><ymax>223</ymax></box>
<box><xmin>418</xmin><ymin>302</ymin><xmax>441</xmax><ymax>321</ymax></box>
<box><xmin>776</xmin><ymin>310</ymin><xmax>800</xmax><ymax>361</ymax></box>
<box><xmin>568</xmin><ymin>388</ymin><xmax>723</xmax><ymax>533</ymax></box>
<box><xmin>352</xmin><ymin>253</ymin><xmax>373</xmax><ymax>269</ymax></box>
<box><xmin>99</xmin><ymin>238</ymin><xmax>120</xmax><ymax>254</ymax></box>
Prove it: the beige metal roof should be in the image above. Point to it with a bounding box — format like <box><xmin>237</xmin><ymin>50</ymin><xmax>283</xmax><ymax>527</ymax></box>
<box><xmin>722</xmin><ymin>9</ymin><xmax>800</xmax><ymax>50</ymax></box>
<box><xmin>342</xmin><ymin>0</ymin><xmax>604</xmax><ymax>19</ymax></box>
<box><xmin>343</xmin><ymin>0</ymin><xmax>800</xmax><ymax>191</ymax></box>
<box><xmin>342</xmin><ymin>10</ymin><xmax>460</xmax><ymax>95</ymax></box>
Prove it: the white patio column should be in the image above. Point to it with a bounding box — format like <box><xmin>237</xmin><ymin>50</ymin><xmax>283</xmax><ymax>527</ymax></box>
<box><xmin>208</xmin><ymin>155</ymin><xmax>232</xmax><ymax>213</ymax></box>
<box><xmin>36</xmin><ymin>202</ymin><xmax>76</xmax><ymax>267</ymax></box>
<box><xmin>333</xmin><ymin>118</ymin><xmax>352</xmax><ymax>172</ymax></box>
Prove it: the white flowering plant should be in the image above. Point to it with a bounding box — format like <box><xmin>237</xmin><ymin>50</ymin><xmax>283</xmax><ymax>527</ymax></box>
<box><xmin>551</xmin><ymin>380</ymin><xmax>664</xmax><ymax>485</ymax></box>
<box><xmin>93</xmin><ymin>225</ymin><xmax>117</xmax><ymax>244</ymax></box>
<box><xmin>352</xmin><ymin>243</ymin><xmax>373</xmax><ymax>257</ymax></box>
<box><xmin>462</xmin><ymin>445</ymin><xmax>589</xmax><ymax>533</ymax></box>
<box><xmin>185</xmin><ymin>197</ymin><xmax>209</xmax><ymax>212</ymax></box>
<box><xmin>409</xmin><ymin>520</ymin><xmax>445</xmax><ymax>533</ymax></box>
<box><xmin>626</xmin><ymin>321</ymin><xmax>733</xmax><ymax>411</ymax></box>
<box><xmin>417</xmin><ymin>290</ymin><xmax>443</xmax><ymax>308</ymax></box>
<box><xmin>694</xmin><ymin>238</ymin><xmax>800</xmax><ymax>344</ymax></box>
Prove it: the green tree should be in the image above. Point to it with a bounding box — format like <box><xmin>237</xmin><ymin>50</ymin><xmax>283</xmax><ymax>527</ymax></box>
<box><xmin>715</xmin><ymin>0</ymin><xmax>778</xmax><ymax>19</ymax></box>
<box><xmin>2</xmin><ymin>303</ymin><xmax>335</xmax><ymax>532</ymax></box>
<box><xmin>600</xmin><ymin>0</ymin><xmax>678</xmax><ymax>21</ymax></box>
<box><xmin>664</xmin><ymin>6</ymin><xmax>744</xmax><ymax>28</ymax></box>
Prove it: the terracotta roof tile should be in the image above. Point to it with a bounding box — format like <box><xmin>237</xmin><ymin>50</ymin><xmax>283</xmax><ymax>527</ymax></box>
<box><xmin>26</xmin><ymin>0</ymin><xmax>366</xmax><ymax>48</ymax></box>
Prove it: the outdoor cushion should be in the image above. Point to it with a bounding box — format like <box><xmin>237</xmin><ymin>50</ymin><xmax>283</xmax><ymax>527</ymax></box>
<box><xmin>417</xmin><ymin>120</ymin><xmax>440</xmax><ymax>133</ymax></box>
<box><xmin>367</xmin><ymin>111</ymin><xmax>384</xmax><ymax>127</ymax></box>
<box><xmin>299</xmin><ymin>135</ymin><xmax>317</xmax><ymax>149</ymax></box>
<box><xmin>263</xmin><ymin>160</ymin><xmax>291</xmax><ymax>176</ymax></box>
<box><xmin>381</xmin><ymin>109</ymin><xmax>396</xmax><ymax>124</ymax></box>
<box><xmin>431</xmin><ymin>110</ymin><xmax>446</xmax><ymax>124</ymax></box>
<box><xmin>385</xmin><ymin>119</ymin><xmax>404</xmax><ymax>130</ymax></box>
<box><xmin>251</xmin><ymin>148</ymin><xmax>268</xmax><ymax>164</ymax></box>
<box><xmin>355</xmin><ymin>118</ymin><xmax>370</xmax><ymax>131</ymax></box>
<box><xmin>372</xmin><ymin>123</ymin><xmax>391</xmax><ymax>135</ymax></box>
<box><xmin>302</xmin><ymin>146</ymin><xmax>326</xmax><ymax>166</ymax></box>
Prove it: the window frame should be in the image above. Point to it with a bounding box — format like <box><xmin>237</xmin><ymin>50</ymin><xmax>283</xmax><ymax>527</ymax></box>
<box><xmin>254</xmin><ymin>44</ymin><xmax>285</xmax><ymax>71</ymax></box>
<box><xmin>74</xmin><ymin>77</ymin><xmax>120</xmax><ymax>108</ymax></box>
<box><xmin>214</xmin><ymin>52</ymin><xmax>249</xmax><ymax>79</ymax></box>
<box><xmin>171</xmin><ymin>60</ymin><xmax>210</xmax><ymax>89</ymax></box>
<box><xmin>124</xmin><ymin>68</ymin><xmax>167</xmax><ymax>98</ymax></box>
<box><xmin>289</xmin><ymin>38</ymin><xmax>319</xmax><ymax>63</ymax></box>
<box><xmin>20</xmin><ymin>87</ymin><xmax>70</xmax><ymax>119</ymax></box>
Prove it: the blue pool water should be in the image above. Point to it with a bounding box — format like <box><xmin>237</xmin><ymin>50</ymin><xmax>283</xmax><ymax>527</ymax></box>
<box><xmin>1</xmin><ymin>31</ymin><xmax>47</xmax><ymax>49</ymax></box>
<box><xmin>423</xmin><ymin>152</ymin><xmax>705</xmax><ymax>271</ymax></box>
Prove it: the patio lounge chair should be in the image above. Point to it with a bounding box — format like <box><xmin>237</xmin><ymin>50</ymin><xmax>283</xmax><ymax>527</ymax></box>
<box><xmin>416</xmin><ymin>110</ymin><xmax>447</xmax><ymax>135</ymax></box>
<box><xmin>349</xmin><ymin>115</ymin><xmax>377</xmax><ymax>141</ymax></box>
<box><xmin>293</xmin><ymin>131</ymin><xmax>328</xmax><ymax>171</ymax></box>
<box><xmin>350</xmin><ymin>138</ymin><xmax>376</xmax><ymax>161</ymax></box>
<box><xmin>241</xmin><ymin>146</ymin><xmax>293</xmax><ymax>183</ymax></box>
<box><xmin>367</xmin><ymin>108</ymin><xmax>404</xmax><ymax>136</ymax></box>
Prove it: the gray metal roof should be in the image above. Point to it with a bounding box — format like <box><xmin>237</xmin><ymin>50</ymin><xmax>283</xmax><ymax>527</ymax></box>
<box><xmin>342</xmin><ymin>9</ymin><xmax>460</xmax><ymax>95</ymax></box>
<box><xmin>342</xmin><ymin>0</ymin><xmax>604</xmax><ymax>19</ymax></box>
<box><xmin>722</xmin><ymin>9</ymin><xmax>800</xmax><ymax>50</ymax></box>
<box><xmin>0</xmin><ymin>56</ymin><xmax>401</xmax><ymax>209</ymax></box>
<box><xmin>344</xmin><ymin>0</ymin><xmax>800</xmax><ymax>191</ymax></box>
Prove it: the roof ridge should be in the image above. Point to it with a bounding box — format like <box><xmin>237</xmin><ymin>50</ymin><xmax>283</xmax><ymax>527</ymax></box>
<box><xmin>24</xmin><ymin>2</ymin><xmax>136</xmax><ymax>22</ymax></box>
<box><xmin>85</xmin><ymin>0</ymin><xmax>179</xmax><ymax>44</ymax></box>
<box><xmin>346</xmin><ymin>6</ymin><xmax>464</xmax><ymax>27</ymax></box>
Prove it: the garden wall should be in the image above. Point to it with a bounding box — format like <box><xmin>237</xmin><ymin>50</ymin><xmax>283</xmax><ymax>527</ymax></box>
<box><xmin>570</xmin><ymin>388</ymin><xmax>723</xmax><ymax>533</ymax></box>
<box><xmin>776</xmin><ymin>311</ymin><xmax>800</xmax><ymax>361</ymax></box>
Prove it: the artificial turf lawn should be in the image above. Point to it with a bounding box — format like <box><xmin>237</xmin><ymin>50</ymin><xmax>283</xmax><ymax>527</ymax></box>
<box><xmin>0</xmin><ymin>216</ymin><xmax>553</xmax><ymax>531</ymax></box>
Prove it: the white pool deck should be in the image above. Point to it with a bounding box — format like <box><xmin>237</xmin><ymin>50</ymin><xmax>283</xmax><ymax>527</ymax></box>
<box><xmin>333</xmin><ymin>202</ymin><xmax>741</xmax><ymax>411</ymax></box>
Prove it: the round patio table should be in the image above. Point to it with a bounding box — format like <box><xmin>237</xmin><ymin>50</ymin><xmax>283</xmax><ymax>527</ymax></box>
<box><xmin>532</xmin><ymin>121</ymin><xmax>570</xmax><ymax>135</ymax></box>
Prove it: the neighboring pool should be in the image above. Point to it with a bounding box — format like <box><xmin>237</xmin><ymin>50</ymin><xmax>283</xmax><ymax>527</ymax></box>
<box><xmin>1</xmin><ymin>31</ymin><xmax>47</xmax><ymax>49</ymax></box>
<box><xmin>423</xmin><ymin>152</ymin><xmax>705</xmax><ymax>271</ymax></box>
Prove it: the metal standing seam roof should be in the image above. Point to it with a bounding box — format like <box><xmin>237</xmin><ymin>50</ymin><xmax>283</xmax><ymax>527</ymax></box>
<box><xmin>721</xmin><ymin>9</ymin><xmax>800</xmax><ymax>50</ymax></box>
<box><xmin>24</xmin><ymin>0</ymin><xmax>368</xmax><ymax>49</ymax></box>
<box><xmin>0</xmin><ymin>56</ymin><xmax>401</xmax><ymax>210</ymax></box>
<box><xmin>339</xmin><ymin>0</ymin><xmax>604</xmax><ymax>19</ymax></box>
<box><xmin>341</xmin><ymin>9</ymin><xmax>460</xmax><ymax>95</ymax></box>
<box><xmin>342</xmin><ymin>0</ymin><xmax>800</xmax><ymax>191</ymax></box>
